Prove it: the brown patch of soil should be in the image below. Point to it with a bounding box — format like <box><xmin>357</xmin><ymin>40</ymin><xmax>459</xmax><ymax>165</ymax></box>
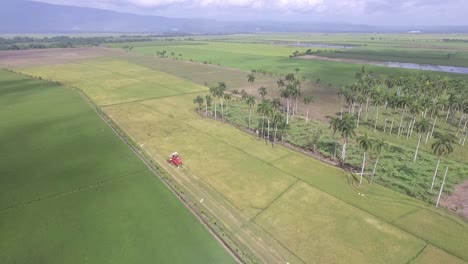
<box><xmin>297</xmin><ymin>54</ymin><xmax>387</xmax><ymax>67</ymax></box>
<box><xmin>440</xmin><ymin>180</ymin><xmax>468</xmax><ymax>219</ymax></box>
<box><xmin>0</xmin><ymin>47</ymin><xmax>128</xmax><ymax>68</ymax></box>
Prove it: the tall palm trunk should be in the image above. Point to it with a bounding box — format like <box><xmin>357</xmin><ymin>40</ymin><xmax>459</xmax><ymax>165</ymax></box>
<box><xmin>409</xmin><ymin>116</ymin><xmax>416</xmax><ymax>138</ymax></box>
<box><xmin>286</xmin><ymin>99</ymin><xmax>290</xmax><ymax>124</ymax></box>
<box><xmin>273</xmin><ymin>124</ymin><xmax>278</xmax><ymax>147</ymax></box>
<box><xmin>374</xmin><ymin>106</ymin><xmax>380</xmax><ymax>133</ymax></box>
<box><xmin>360</xmin><ymin>152</ymin><xmax>366</xmax><ymax>185</ymax></box>
<box><xmin>248</xmin><ymin>108</ymin><xmax>252</xmax><ymax>129</ymax></box>
<box><xmin>383</xmin><ymin>117</ymin><xmax>388</xmax><ymax>133</ymax></box>
<box><xmin>306</xmin><ymin>107</ymin><xmax>309</xmax><ymax>123</ymax></box>
<box><xmin>220</xmin><ymin>98</ymin><xmax>224</xmax><ymax>120</ymax></box>
<box><xmin>389</xmin><ymin>115</ymin><xmax>395</xmax><ymax>135</ymax></box>
<box><xmin>431</xmin><ymin>157</ymin><xmax>441</xmax><ymax>190</ymax></box>
<box><xmin>341</xmin><ymin>138</ymin><xmax>347</xmax><ymax>162</ymax></box>
<box><xmin>261</xmin><ymin>114</ymin><xmax>265</xmax><ymax>138</ymax></box>
<box><xmin>204</xmin><ymin>94</ymin><xmax>208</xmax><ymax>118</ymax></box>
<box><xmin>430</xmin><ymin>115</ymin><xmax>438</xmax><ymax>139</ymax></box>
<box><xmin>398</xmin><ymin>108</ymin><xmax>406</xmax><ymax>137</ymax></box>
<box><xmin>214</xmin><ymin>97</ymin><xmax>217</xmax><ymax>119</ymax></box>
<box><xmin>365</xmin><ymin>97</ymin><xmax>370</xmax><ymax>121</ymax></box>
<box><xmin>357</xmin><ymin>105</ymin><xmax>362</xmax><ymax>127</ymax></box>
<box><xmin>371</xmin><ymin>155</ymin><xmax>380</xmax><ymax>184</ymax></box>
<box><xmin>446</xmin><ymin>106</ymin><xmax>451</xmax><ymax>121</ymax></box>
<box><xmin>267</xmin><ymin>118</ymin><xmax>270</xmax><ymax>140</ymax></box>
<box><xmin>414</xmin><ymin>132</ymin><xmax>423</xmax><ymax>162</ymax></box>
<box><xmin>436</xmin><ymin>167</ymin><xmax>449</xmax><ymax>207</ymax></box>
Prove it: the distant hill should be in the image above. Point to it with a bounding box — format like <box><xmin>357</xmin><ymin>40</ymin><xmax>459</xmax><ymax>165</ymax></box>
<box><xmin>1</xmin><ymin>0</ymin><xmax>467</xmax><ymax>34</ymax></box>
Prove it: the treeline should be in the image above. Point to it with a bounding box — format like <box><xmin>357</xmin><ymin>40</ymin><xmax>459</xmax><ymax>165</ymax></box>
<box><xmin>0</xmin><ymin>35</ymin><xmax>156</xmax><ymax>51</ymax></box>
<box><xmin>442</xmin><ymin>39</ymin><xmax>468</xmax><ymax>43</ymax></box>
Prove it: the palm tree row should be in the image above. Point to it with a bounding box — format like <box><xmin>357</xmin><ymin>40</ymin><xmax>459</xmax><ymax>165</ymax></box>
<box><xmin>338</xmin><ymin>67</ymin><xmax>468</xmax><ymax>159</ymax></box>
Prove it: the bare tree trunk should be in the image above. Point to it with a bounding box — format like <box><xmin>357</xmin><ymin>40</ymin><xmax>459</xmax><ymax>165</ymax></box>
<box><xmin>371</xmin><ymin>156</ymin><xmax>380</xmax><ymax>184</ymax></box>
<box><xmin>360</xmin><ymin>152</ymin><xmax>366</xmax><ymax>185</ymax></box>
<box><xmin>261</xmin><ymin>114</ymin><xmax>265</xmax><ymax>138</ymax></box>
<box><xmin>214</xmin><ymin>98</ymin><xmax>217</xmax><ymax>119</ymax></box>
<box><xmin>248</xmin><ymin>108</ymin><xmax>252</xmax><ymax>129</ymax></box>
<box><xmin>306</xmin><ymin>107</ymin><xmax>309</xmax><ymax>123</ymax></box>
<box><xmin>374</xmin><ymin>106</ymin><xmax>379</xmax><ymax>133</ymax></box>
<box><xmin>390</xmin><ymin>116</ymin><xmax>395</xmax><ymax>135</ymax></box>
<box><xmin>357</xmin><ymin>105</ymin><xmax>362</xmax><ymax>127</ymax></box>
<box><xmin>398</xmin><ymin>109</ymin><xmax>406</xmax><ymax>137</ymax></box>
<box><xmin>365</xmin><ymin>97</ymin><xmax>370</xmax><ymax>121</ymax></box>
<box><xmin>204</xmin><ymin>93</ymin><xmax>208</xmax><ymax>118</ymax></box>
<box><xmin>220</xmin><ymin>98</ymin><xmax>224</xmax><ymax>120</ymax></box>
<box><xmin>436</xmin><ymin>166</ymin><xmax>449</xmax><ymax>207</ymax></box>
<box><xmin>446</xmin><ymin>106</ymin><xmax>451</xmax><ymax>121</ymax></box>
<box><xmin>430</xmin><ymin>115</ymin><xmax>437</xmax><ymax>139</ymax></box>
<box><xmin>431</xmin><ymin>157</ymin><xmax>441</xmax><ymax>190</ymax></box>
<box><xmin>409</xmin><ymin>116</ymin><xmax>416</xmax><ymax>138</ymax></box>
<box><xmin>267</xmin><ymin>118</ymin><xmax>270</xmax><ymax>140</ymax></box>
<box><xmin>274</xmin><ymin>125</ymin><xmax>278</xmax><ymax>147</ymax></box>
<box><xmin>341</xmin><ymin>138</ymin><xmax>347</xmax><ymax>162</ymax></box>
<box><xmin>414</xmin><ymin>133</ymin><xmax>423</xmax><ymax>162</ymax></box>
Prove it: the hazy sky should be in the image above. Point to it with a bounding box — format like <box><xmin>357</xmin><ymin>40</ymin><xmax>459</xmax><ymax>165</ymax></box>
<box><xmin>34</xmin><ymin>0</ymin><xmax>467</xmax><ymax>25</ymax></box>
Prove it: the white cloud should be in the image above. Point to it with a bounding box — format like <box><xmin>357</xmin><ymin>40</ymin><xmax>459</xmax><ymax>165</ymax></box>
<box><xmin>33</xmin><ymin>0</ymin><xmax>468</xmax><ymax>25</ymax></box>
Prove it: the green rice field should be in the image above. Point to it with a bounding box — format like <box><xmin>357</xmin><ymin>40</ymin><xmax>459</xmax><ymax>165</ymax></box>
<box><xmin>0</xmin><ymin>69</ymin><xmax>235</xmax><ymax>264</ymax></box>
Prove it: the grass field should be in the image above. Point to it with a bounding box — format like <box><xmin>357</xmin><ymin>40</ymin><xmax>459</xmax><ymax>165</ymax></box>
<box><xmin>109</xmin><ymin>35</ymin><xmax>468</xmax><ymax>88</ymax></box>
<box><xmin>0</xmin><ymin>70</ymin><xmax>235</xmax><ymax>264</ymax></box>
<box><xmin>17</xmin><ymin>58</ymin><xmax>468</xmax><ymax>263</ymax></box>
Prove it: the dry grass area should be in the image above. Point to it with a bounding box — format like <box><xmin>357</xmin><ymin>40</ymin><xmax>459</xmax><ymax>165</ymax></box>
<box><xmin>0</xmin><ymin>47</ymin><xmax>127</xmax><ymax>68</ymax></box>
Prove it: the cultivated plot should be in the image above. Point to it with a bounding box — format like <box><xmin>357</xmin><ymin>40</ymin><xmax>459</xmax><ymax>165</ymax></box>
<box><xmin>0</xmin><ymin>70</ymin><xmax>235</xmax><ymax>264</ymax></box>
<box><xmin>17</xmin><ymin>57</ymin><xmax>468</xmax><ymax>263</ymax></box>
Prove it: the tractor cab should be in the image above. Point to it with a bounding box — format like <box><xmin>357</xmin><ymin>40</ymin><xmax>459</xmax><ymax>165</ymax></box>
<box><xmin>168</xmin><ymin>152</ymin><xmax>183</xmax><ymax>167</ymax></box>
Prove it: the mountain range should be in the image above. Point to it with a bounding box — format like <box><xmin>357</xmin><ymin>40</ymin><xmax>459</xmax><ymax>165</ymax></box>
<box><xmin>1</xmin><ymin>0</ymin><xmax>467</xmax><ymax>34</ymax></box>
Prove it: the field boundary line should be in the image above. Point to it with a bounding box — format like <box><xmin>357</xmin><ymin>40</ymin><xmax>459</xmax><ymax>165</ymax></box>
<box><xmin>196</xmin><ymin>113</ymin><xmax>468</xmax><ymax>262</ymax></box>
<box><xmin>0</xmin><ymin>169</ymin><xmax>145</xmax><ymax>214</ymax></box>
<box><xmin>101</xmin><ymin>91</ymin><xmax>205</xmax><ymax>107</ymax></box>
<box><xmin>391</xmin><ymin>208</ymin><xmax>422</xmax><ymax>224</ymax></box>
<box><xmin>406</xmin><ymin>244</ymin><xmax>428</xmax><ymax>264</ymax></box>
<box><xmin>250</xmin><ymin>180</ymin><xmax>299</xmax><ymax>222</ymax></box>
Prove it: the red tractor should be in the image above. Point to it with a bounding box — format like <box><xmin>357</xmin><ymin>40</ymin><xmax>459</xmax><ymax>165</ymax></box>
<box><xmin>168</xmin><ymin>152</ymin><xmax>183</xmax><ymax>168</ymax></box>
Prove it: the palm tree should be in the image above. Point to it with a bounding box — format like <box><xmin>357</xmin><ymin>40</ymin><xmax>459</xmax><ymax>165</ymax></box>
<box><xmin>209</xmin><ymin>86</ymin><xmax>218</xmax><ymax>119</ymax></box>
<box><xmin>247</xmin><ymin>73</ymin><xmax>255</xmax><ymax>94</ymax></box>
<box><xmin>280</xmin><ymin>86</ymin><xmax>292</xmax><ymax>125</ymax></box>
<box><xmin>303</xmin><ymin>95</ymin><xmax>315</xmax><ymax>123</ymax></box>
<box><xmin>246</xmin><ymin>95</ymin><xmax>256</xmax><ymax>130</ymax></box>
<box><xmin>258</xmin><ymin>86</ymin><xmax>268</xmax><ymax>99</ymax></box>
<box><xmin>276</xmin><ymin>78</ymin><xmax>285</xmax><ymax>97</ymax></box>
<box><xmin>371</xmin><ymin>89</ymin><xmax>385</xmax><ymax>132</ymax></box>
<box><xmin>430</xmin><ymin>133</ymin><xmax>454</xmax><ymax>190</ymax></box>
<box><xmin>224</xmin><ymin>93</ymin><xmax>232</xmax><ymax>120</ymax></box>
<box><xmin>205</xmin><ymin>95</ymin><xmax>212</xmax><ymax>118</ymax></box>
<box><xmin>371</xmin><ymin>139</ymin><xmax>389</xmax><ymax>184</ymax></box>
<box><xmin>357</xmin><ymin>133</ymin><xmax>373</xmax><ymax>185</ymax></box>
<box><xmin>273</xmin><ymin>112</ymin><xmax>285</xmax><ymax>146</ymax></box>
<box><xmin>217</xmin><ymin>82</ymin><xmax>227</xmax><ymax>120</ymax></box>
<box><xmin>413</xmin><ymin>118</ymin><xmax>432</xmax><ymax>162</ymax></box>
<box><xmin>339</xmin><ymin>113</ymin><xmax>356</xmax><ymax>162</ymax></box>
<box><xmin>291</xmin><ymin>80</ymin><xmax>302</xmax><ymax>118</ymax></box>
<box><xmin>329</xmin><ymin>116</ymin><xmax>340</xmax><ymax>159</ymax></box>
<box><xmin>257</xmin><ymin>100</ymin><xmax>269</xmax><ymax>138</ymax></box>
<box><xmin>193</xmin><ymin>95</ymin><xmax>204</xmax><ymax>111</ymax></box>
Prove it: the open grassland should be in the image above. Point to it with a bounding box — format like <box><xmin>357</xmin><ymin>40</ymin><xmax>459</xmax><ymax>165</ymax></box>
<box><xmin>222</xmin><ymin>99</ymin><xmax>468</xmax><ymax>202</ymax></box>
<box><xmin>109</xmin><ymin>35</ymin><xmax>468</xmax><ymax>87</ymax></box>
<box><xmin>0</xmin><ymin>70</ymin><xmax>235</xmax><ymax>264</ymax></box>
<box><xmin>18</xmin><ymin>59</ymin><xmax>468</xmax><ymax>263</ymax></box>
